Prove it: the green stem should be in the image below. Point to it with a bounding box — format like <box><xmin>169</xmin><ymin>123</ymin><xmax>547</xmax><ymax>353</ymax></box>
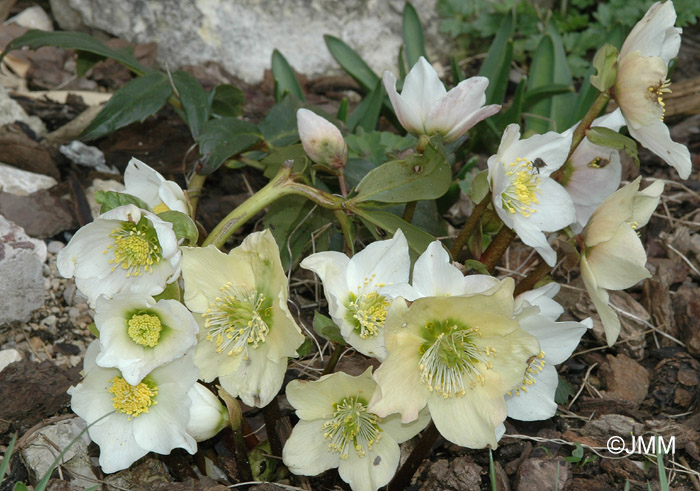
<box><xmin>262</xmin><ymin>397</ymin><xmax>284</xmax><ymax>459</ymax></box>
<box><xmin>187</xmin><ymin>173</ymin><xmax>207</xmax><ymax>217</ymax></box>
<box><xmin>402</xmin><ymin>201</ymin><xmax>418</xmax><ymax>223</ymax></box>
<box><xmin>321</xmin><ymin>343</ymin><xmax>344</xmax><ymax>375</ymax></box>
<box><xmin>479</xmin><ymin>225</ymin><xmax>516</xmax><ymax>273</ymax></box>
<box><xmin>568</xmin><ymin>91</ymin><xmax>611</xmax><ymax>159</ymax></box>
<box><xmin>337</xmin><ymin>168</ymin><xmax>348</xmax><ymax>198</ymax></box>
<box><xmin>450</xmin><ymin>191</ymin><xmax>491</xmax><ymax>260</ymax></box>
<box><xmin>333</xmin><ymin>210</ymin><xmax>354</xmax><ymax>255</ymax></box>
<box><xmin>514</xmin><ymin>259</ymin><xmax>553</xmax><ymax>297</ymax></box>
<box><xmin>388</xmin><ymin>421</ymin><xmax>440</xmax><ymax>490</ymax></box>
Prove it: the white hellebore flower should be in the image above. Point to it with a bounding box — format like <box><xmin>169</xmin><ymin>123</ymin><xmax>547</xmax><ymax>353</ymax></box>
<box><xmin>57</xmin><ymin>204</ymin><xmax>181</xmax><ymax>306</ymax></box>
<box><xmin>369</xmin><ymin>279</ymin><xmax>540</xmax><ymax>448</ymax></box>
<box><xmin>297</xmin><ymin>108</ymin><xmax>348</xmax><ymax>169</ymax></box>
<box><xmin>68</xmin><ymin>341</ymin><xmax>198</xmax><ymax>473</ymax></box>
<box><xmin>283</xmin><ymin>368</ymin><xmax>429</xmax><ymax>491</ymax></box>
<box><xmin>181</xmin><ymin>230</ymin><xmax>305</xmax><ymax>408</ymax></box>
<box><xmin>186</xmin><ymin>383</ymin><xmax>230</xmax><ymax>442</ymax></box>
<box><xmin>616</xmin><ymin>1</ymin><xmax>691</xmax><ymax>179</ymax></box>
<box><xmin>561</xmin><ymin>110</ymin><xmax>625</xmax><ymax>233</ymax></box>
<box><xmin>383</xmin><ymin>57</ymin><xmax>500</xmax><ymax>142</ymax></box>
<box><xmin>94</xmin><ymin>293</ymin><xmax>199</xmax><ymax>385</ymax></box>
<box><xmin>300</xmin><ymin>230</ymin><xmax>413</xmax><ymax>360</ymax></box>
<box><xmin>505</xmin><ymin>283</ymin><xmax>591</xmax><ymax>421</ymax></box>
<box><xmin>580</xmin><ymin>177</ymin><xmax>664</xmax><ymax>346</ymax></box>
<box><xmin>488</xmin><ymin>124</ymin><xmax>576</xmax><ymax>266</ymax></box>
<box><xmin>123</xmin><ymin>157</ymin><xmax>190</xmax><ymax>215</ymax></box>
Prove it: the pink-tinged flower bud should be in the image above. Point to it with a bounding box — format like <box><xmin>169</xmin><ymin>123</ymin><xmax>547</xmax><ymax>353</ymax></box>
<box><xmin>296</xmin><ymin>108</ymin><xmax>348</xmax><ymax>169</ymax></box>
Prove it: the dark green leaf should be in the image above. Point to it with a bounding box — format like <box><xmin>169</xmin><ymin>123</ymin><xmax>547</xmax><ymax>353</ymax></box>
<box><xmin>197</xmin><ymin>118</ymin><xmax>262</xmax><ymax>175</ymax></box>
<box><xmin>296</xmin><ymin>337</ymin><xmax>314</xmax><ymax>357</ymax></box>
<box><xmin>402</xmin><ymin>2</ymin><xmax>428</xmax><ymax>67</ymax></box>
<box><xmin>13</xmin><ymin>483</ymin><xmax>29</xmax><ymax>491</ymax></box>
<box><xmin>313</xmin><ymin>312</ymin><xmax>346</xmax><ymax>345</ymax></box>
<box><xmin>262</xmin><ymin>144</ymin><xmax>308</xmax><ymax>180</ymax></box>
<box><xmin>348</xmin><ymin>79</ymin><xmax>384</xmax><ymax>132</ymax></box>
<box><xmin>271</xmin><ymin>49</ymin><xmax>305</xmax><ymax>102</ymax></box>
<box><xmin>153</xmin><ymin>280</ymin><xmax>182</xmax><ymax>302</ymax></box>
<box><xmin>450</xmin><ymin>55</ymin><xmax>464</xmax><ymax>83</ymax></box>
<box><xmin>337</xmin><ymin>97</ymin><xmax>349</xmax><ymax>123</ymax></box>
<box><xmin>95</xmin><ymin>190</ymin><xmax>150</xmax><ymax>214</ymax></box>
<box><xmin>522</xmin><ymin>84</ymin><xmax>575</xmax><ymax>110</ymax></box>
<box><xmin>172</xmin><ymin>70</ymin><xmax>209</xmax><ymax>138</ymax></box>
<box><xmin>209</xmin><ymin>84</ymin><xmax>245</xmax><ymax>118</ymax></box>
<box><xmin>554</xmin><ymin>374</ymin><xmax>576</xmax><ymax>404</ymax></box>
<box><xmin>157</xmin><ymin>210</ymin><xmax>198</xmax><ymax>245</ymax></box>
<box><xmin>355</xmin><ymin>207</ymin><xmax>436</xmax><ymax>256</ymax></box>
<box><xmin>0</xmin><ymin>29</ymin><xmax>148</xmax><ymax>75</ymax></box>
<box><xmin>259</xmin><ymin>96</ymin><xmax>302</xmax><ymax>148</ymax></box>
<box><xmin>81</xmin><ymin>72</ymin><xmax>172</xmax><ymax>140</ymax></box>
<box><xmin>324</xmin><ymin>35</ymin><xmax>380</xmax><ymax>93</ymax></box>
<box><xmin>586</xmin><ymin>126</ymin><xmax>639</xmax><ymax>166</ymax></box>
<box><xmin>353</xmin><ymin>140</ymin><xmax>450</xmax><ymax>203</ymax></box>
<box><xmin>464</xmin><ymin>259</ymin><xmax>490</xmax><ymax>275</ymax></box>
<box><xmin>478</xmin><ymin>12</ymin><xmax>514</xmax><ymax>105</ymax></box>
<box><xmin>76</xmin><ymin>50</ymin><xmax>103</xmax><ymax>77</ymax></box>
<box><xmin>494</xmin><ymin>76</ymin><xmax>527</xmax><ymax>129</ymax></box>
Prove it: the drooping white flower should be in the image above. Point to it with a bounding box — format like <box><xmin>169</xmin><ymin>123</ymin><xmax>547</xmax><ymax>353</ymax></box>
<box><xmin>383</xmin><ymin>57</ymin><xmax>500</xmax><ymax>142</ymax></box>
<box><xmin>580</xmin><ymin>177</ymin><xmax>664</xmax><ymax>346</ymax></box>
<box><xmin>283</xmin><ymin>368</ymin><xmax>429</xmax><ymax>491</ymax></box>
<box><xmin>300</xmin><ymin>230</ymin><xmax>413</xmax><ymax>360</ymax></box>
<box><xmin>615</xmin><ymin>1</ymin><xmax>691</xmax><ymax>179</ymax></box>
<box><xmin>369</xmin><ymin>279</ymin><xmax>540</xmax><ymax>448</ymax></box>
<box><xmin>561</xmin><ymin>110</ymin><xmax>625</xmax><ymax>233</ymax></box>
<box><xmin>181</xmin><ymin>230</ymin><xmax>305</xmax><ymax>408</ymax></box>
<box><xmin>488</xmin><ymin>124</ymin><xmax>576</xmax><ymax>266</ymax></box>
<box><xmin>505</xmin><ymin>283</ymin><xmax>591</xmax><ymax>421</ymax></box>
<box><xmin>297</xmin><ymin>108</ymin><xmax>348</xmax><ymax>169</ymax></box>
<box><xmin>186</xmin><ymin>383</ymin><xmax>230</xmax><ymax>442</ymax></box>
<box><xmin>68</xmin><ymin>341</ymin><xmax>198</xmax><ymax>473</ymax></box>
<box><xmin>94</xmin><ymin>293</ymin><xmax>199</xmax><ymax>385</ymax></box>
<box><xmin>123</xmin><ymin>157</ymin><xmax>190</xmax><ymax>215</ymax></box>
<box><xmin>57</xmin><ymin>204</ymin><xmax>181</xmax><ymax>306</ymax></box>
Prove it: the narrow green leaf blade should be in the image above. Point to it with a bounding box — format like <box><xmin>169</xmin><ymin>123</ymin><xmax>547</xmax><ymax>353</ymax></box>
<box><xmin>402</xmin><ymin>2</ymin><xmax>428</xmax><ymax>67</ymax></box>
<box><xmin>525</xmin><ymin>35</ymin><xmax>555</xmax><ymax>134</ymax></box>
<box><xmin>522</xmin><ymin>83</ymin><xmax>575</xmax><ymax>110</ymax></box>
<box><xmin>271</xmin><ymin>49</ymin><xmax>305</xmax><ymax>102</ymax></box>
<box><xmin>197</xmin><ymin>118</ymin><xmax>262</xmax><ymax>175</ymax></box>
<box><xmin>81</xmin><ymin>72</ymin><xmax>172</xmax><ymax>140</ymax></box>
<box><xmin>478</xmin><ymin>12</ymin><xmax>514</xmax><ymax>105</ymax></box>
<box><xmin>347</xmin><ymin>79</ymin><xmax>384</xmax><ymax>132</ymax></box>
<box><xmin>324</xmin><ymin>35</ymin><xmax>380</xmax><ymax>93</ymax></box>
<box><xmin>546</xmin><ymin>25</ymin><xmax>577</xmax><ymax>130</ymax></box>
<box><xmin>172</xmin><ymin>70</ymin><xmax>209</xmax><ymax>139</ymax></box>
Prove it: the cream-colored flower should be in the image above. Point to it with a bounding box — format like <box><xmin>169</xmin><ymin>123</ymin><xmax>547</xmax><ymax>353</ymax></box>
<box><xmin>123</xmin><ymin>157</ymin><xmax>190</xmax><ymax>215</ymax></box>
<box><xmin>369</xmin><ymin>279</ymin><xmax>539</xmax><ymax>448</ymax></box>
<box><xmin>94</xmin><ymin>293</ymin><xmax>199</xmax><ymax>385</ymax></box>
<box><xmin>57</xmin><ymin>204</ymin><xmax>181</xmax><ymax>306</ymax></box>
<box><xmin>68</xmin><ymin>341</ymin><xmax>198</xmax><ymax>473</ymax></box>
<box><xmin>186</xmin><ymin>383</ymin><xmax>230</xmax><ymax>442</ymax></box>
<box><xmin>181</xmin><ymin>230</ymin><xmax>305</xmax><ymax>407</ymax></box>
<box><xmin>615</xmin><ymin>1</ymin><xmax>691</xmax><ymax>179</ymax></box>
<box><xmin>580</xmin><ymin>177</ymin><xmax>664</xmax><ymax>345</ymax></box>
<box><xmin>300</xmin><ymin>230</ymin><xmax>413</xmax><ymax>360</ymax></box>
<box><xmin>383</xmin><ymin>57</ymin><xmax>500</xmax><ymax>142</ymax></box>
<box><xmin>283</xmin><ymin>368</ymin><xmax>429</xmax><ymax>491</ymax></box>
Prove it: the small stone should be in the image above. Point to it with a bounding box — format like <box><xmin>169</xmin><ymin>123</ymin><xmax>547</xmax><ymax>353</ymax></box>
<box><xmin>68</xmin><ymin>354</ymin><xmax>82</xmax><ymax>367</ymax></box>
<box><xmin>5</xmin><ymin>5</ymin><xmax>54</xmax><ymax>31</ymax></box>
<box><xmin>516</xmin><ymin>458</ymin><xmax>571</xmax><ymax>491</ymax></box>
<box><xmin>599</xmin><ymin>353</ymin><xmax>649</xmax><ymax>404</ymax></box>
<box><xmin>0</xmin><ymin>85</ymin><xmax>46</xmax><ymax>137</ymax></box>
<box><xmin>0</xmin><ymin>348</ymin><xmax>22</xmax><ymax>373</ymax></box>
<box><xmin>0</xmin><ymin>164</ymin><xmax>57</xmax><ymax>196</ymax></box>
<box><xmin>47</xmin><ymin>240</ymin><xmax>65</xmax><ymax>254</ymax></box>
<box><xmin>59</xmin><ymin>141</ymin><xmax>117</xmax><ymax>174</ymax></box>
<box><xmin>68</xmin><ymin>306</ymin><xmax>80</xmax><ymax>322</ymax></box>
<box><xmin>420</xmin><ymin>457</ymin><xmax>483</xmax><ymax>490</ymax></box>
<box><xmin>41</xmin><ymin>315</ymin><xmax>57</xmax><ymax>334</ymax></box>
<box><xmin>63</xmin><ymin>282</ymin><xmax>77</xmax><ymax>305</ymax></box>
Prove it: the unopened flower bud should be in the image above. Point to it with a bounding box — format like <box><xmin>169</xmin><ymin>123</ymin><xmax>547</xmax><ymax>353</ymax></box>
<box><xmin>186</xmin><ymin>383</ymin><xmax>230</xmax><ymax>441</ymax></box>
<box><xmin>296</xmin><ymin>108</ymin><xmax>348</xmax><ymax>169</ymax></box>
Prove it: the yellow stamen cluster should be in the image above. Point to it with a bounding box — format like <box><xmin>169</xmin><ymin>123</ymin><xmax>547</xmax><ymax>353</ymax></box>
<box><xmin>507</xmin><ymin>351</ymin><xmax>546</xmax><ymax>397</ymax></box>
<box><xmin>501</xmin><ymin>157</ymin><xmax>540</xmax><ymax>217</ymax></box>
<box><xmin>322</xmin><ymin>395</ymin><xmax>382</xmax><ymax>459</ymax></box>
<box><xmin>346</xmin><ymin>280</ymin><xmax>390</xmax><ymax>339</ymax></box>
<box><xmin>109</xmin><ymin>376</ymin><xmax>158</xmax><ymax>418</ymax></box>
<box><xmin>648</xmin><ymin>78</ymin><xmax>672</xmax><ymax>121</ymax></box>
<box><xmin>127</xmin><ymin>312</ymin><xmax>163</xmax><ymax>347</ymax></box>
<box><xmin>418</xmin><ymin>321</ymin><xmax>495</xmax><ymax>398</ymax></box>
<box><xmin>152</xmin><ymin>202</ymin><xmax>170</xmax><ymax>214</ymax></box>
<box><xmin>203</xmin><ymin>282</ymin><xmax>270</xmax><ymax>359</ymax></box>
<box><xmin>104</xmin><ymin>221</ymin><xmax>162</xmax><ymax>278</ymax></box>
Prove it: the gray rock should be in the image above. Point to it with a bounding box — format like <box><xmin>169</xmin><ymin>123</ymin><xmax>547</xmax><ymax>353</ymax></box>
<box><xmin>0</xmin><ymin>85</ymin><xmax>46</xmax><ymax>137</ymax></box>
<box><xmin>421</xmin><ymin>457</ymin><xmax>483</xmax><ymax>490</ymax></box>
<box><xmin>0</xmin><ymin>191</ymin><xmax>75</xmax><ymax>239</ymax></box>
<box><xmin>49</xmin><ymin>0</ymin><xmax>447</xmax><ymax>84</ymax></box>
<box><xmin>0</xmin><ymin>215</ymin><xmax>46</xmax><ymax>325</ymax></box>
<box><xmin>0</xmin><ymin>164</ymin><xmax>57</xmax><ymax>196</ymax></box>
<box><xmin>47</xmin><ymin>240</ymin><xmax>65</xmax><ymax>254</ymax></box>
<box><xmin>59</xmin><ymin>141</ymin><xmax>118</xmax><ymax>174</ymax></box>
<box><xmin>515</xmin><ymin>458</ymin><xmax>571</xmax><ymax>491</ymax></box>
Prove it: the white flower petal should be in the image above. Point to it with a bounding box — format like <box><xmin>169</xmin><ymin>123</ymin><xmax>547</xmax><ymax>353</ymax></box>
<box><xmin>379</xmin><ymin>408</ymin><xmax>431</xmax><ymax>444</ymax></box>
<box><xmin>219</xmin><ymin>348</ymin><xmax>286</xmax><ymax>407</ymax></box>
<box><xmin>586</xmin><ymin>223</ymin><xmax>650</xmax><ymax>290</ymax></box>
<box><xmin>400</xmin><ymin>57</ymin><xmax>447</xmax><ymax>125</ymax></box>
<box><xmin>347</xmin><ymin>230</ymin><xmax>410</xmax><ymax>292</ymax></box>
<box><xmin>581</xmin><ymin>255</ymin><xmax>620</xmax><ymax>346</ymax></box>
<box><xmin>619</xmin><ymin>1</ymin><xmax>682</xmax><ymax>64</ymax></box>
<box><xmin>338</xmin><ymin>434</ymin><xmax>400</xmax><ymax>491</ymax></box>
<box><xmin>383</xmin><ymin>70</ymin><xmax>424</xmax><ymax>135</ymax></box>
<box><xmin>283</xmin><ymin>420</ymin><xmax>340</xmax><ymax>476</ymax></box>
<box><xmin>513</xmin><ymin>219</ymin><xmax>557</xmax><ymax>267</ymax></box>
<box><xmin>628</xmin><ymin>121</ymin><xmax>692</xmax><ymax>179</ymax></box>
<box><xmin>506</xmin><ymin>364</ymin><xmax>559</xmax><ymax>421</ymax></box>
<box><xmin>412</xmin><ymin>240</ymin><xmax>466</xmax><ymax>297</ymax></box>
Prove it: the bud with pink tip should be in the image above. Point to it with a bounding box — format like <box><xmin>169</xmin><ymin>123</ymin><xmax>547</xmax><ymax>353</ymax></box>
<box><xmin>296</xmin><ymin>108</ymin><xmax>348</xmax><ymax>169</ymax></box>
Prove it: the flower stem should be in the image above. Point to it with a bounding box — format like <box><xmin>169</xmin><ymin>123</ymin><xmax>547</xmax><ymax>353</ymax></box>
<box><xmin>388</xmin><ymin>421</ymin><xmax>440</xmax><ymax>490</ymax></box>
<box><xmin>479</xmin><ymin>225</ymin><xmax>516</xmax><ymax>273</ymax></box>
<box><xmin>450</xmin><ymin>191</ymin><xmax>491</xmax><ymax>259</ymax></box>
<box><xmin>568</xmin><ymin>91</ymin><xmax>611</xmax><ymax>159</ymax></box>
<box><xmin>334</xmin><ymin>210</ymin><xmax>354</xmax><ymax>255</ymax></box>
<box><xmin>262</xmin><ymin>397</ymin><xmax>284</xmax><ymax>458</ymax></box>
<box><xmin>187</xmin><ymin>173</ymin><xmax>207</xmax><ymax>217</ymax></box>
<box><xmin>514</xmin><ymin>259</ymin><xmax>554</xmax><ymax>297</ymax></box>
<box><xmin>321</xmin><ymin>343</ymin><xmax>344</xmax><ymax>375</ymax></box>
<box><xmin>337</xmin><ymin>169</ymin><xmax>348</xmax><ymax>198</ymax></box>
<box><xmin>402</xmin><ymin>201</ymin><xmax>418</xmax><ymax>223</ymax></box>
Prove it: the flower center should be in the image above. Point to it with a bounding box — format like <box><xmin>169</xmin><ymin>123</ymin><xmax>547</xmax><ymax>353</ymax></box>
<box><xmin>346</xmin><ymin>290</ymin><xmax>390</xmax><ymax>339</ymax></box>
<box><xmin>127</xmin><ymin>312</ymin><xmax>163</xmax><ymax>347</ymax></box>
<box><xmin>507</xmin><ymin>351</ymin><xmax>546</xmax><ymax>397</ymax></box>
<box><xmin>108</xmin><ymin>376</ymin><xmax>158</xmax><ymax>418</ymax></box>
<box><xmin>418</xmin><ymin>320</ymin><xmax>495</xmax><ymax>398</ymax></box>
<box><xmin>501</xmin><ymin>157</ymin><xmax>540</xmax><ymax>217</ymax></box>
<box><xmin>203</xmin><ymin>282</ymin><xmax>270</xmax><ymax>359</ymax></box>
<box><xmin>152</xmin><ymin>202</ymin><xmax>170</xmax><ymax>214</ymax></box>
<box><xmin>322</xmin><ymin>395</ymin><xmax>382</xmax><ymax>459</ymax></box>
<box><xmin>648</xmin><ymin>78</ymin><xmax>672</xmax><ymax>121</ymax></box>
<box><xmin>104</xmin><ymin>218</ymin><xmax>162</xmax><ymax>278</ymax></box>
